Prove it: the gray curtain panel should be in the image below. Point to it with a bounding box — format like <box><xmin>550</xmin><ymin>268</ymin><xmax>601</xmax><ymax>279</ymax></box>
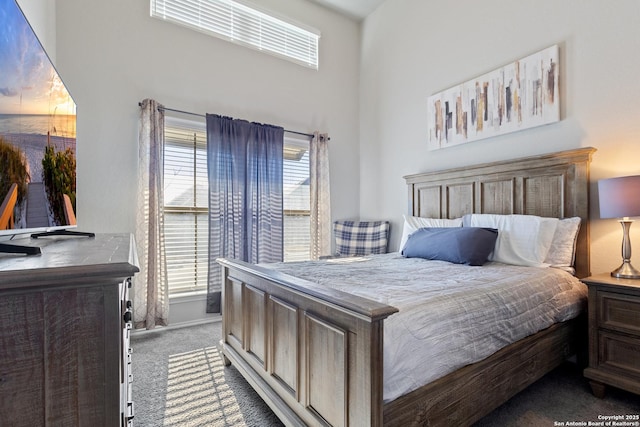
<box><xmin>310</xmin><ymin>132</ymin><xmax>331</xmax><ymax>259</ymax></box>
<box><xmin>206</xmin><ymin>114</ymin><xmax>284</xmax><ymax>313</ymax></box>
<box><xmin>134</xmin><ymin>98</ymin><xmax>169</xmax><ymax>329</ymax></box>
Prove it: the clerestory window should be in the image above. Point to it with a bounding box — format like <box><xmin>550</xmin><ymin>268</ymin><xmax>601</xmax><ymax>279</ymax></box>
<box><xmin>150</xmin><ymin>0</ymin><xmax>320</xmax><ymax>69</ymax></box>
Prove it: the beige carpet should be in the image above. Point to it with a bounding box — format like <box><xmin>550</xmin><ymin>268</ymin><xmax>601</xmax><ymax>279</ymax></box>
<box><xmin>162</xmin><ymin>347</ymin><xmax>247</xmax><ymax>426</ymax></box>
<box><xmin>509</xmin><ymin>411</ymin><xmax>555</xmax><ymax>426</ymax></box>
<box><xmin>132</xmin><ymin>323</ymin><xmax>282</xmax><ymax>427</ymax></box>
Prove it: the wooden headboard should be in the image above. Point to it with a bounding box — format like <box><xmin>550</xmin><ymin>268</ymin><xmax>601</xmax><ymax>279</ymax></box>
<box><xmin>404</xmin><ymin>147</ymin><xmax>596</xmax><ymax>278</ymax></box>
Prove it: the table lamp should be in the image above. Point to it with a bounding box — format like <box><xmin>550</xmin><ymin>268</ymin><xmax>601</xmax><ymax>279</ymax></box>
<box><xmin>598</xmin><ymin>175</ymin><xmax>640</xmax><ymax>279</ymax></box>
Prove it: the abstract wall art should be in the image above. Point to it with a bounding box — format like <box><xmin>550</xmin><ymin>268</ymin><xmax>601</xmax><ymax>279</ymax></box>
<box><xmin>427</xmin><ymin>45</ymin><xmax>559</xmax><ymax>151</ymax></box>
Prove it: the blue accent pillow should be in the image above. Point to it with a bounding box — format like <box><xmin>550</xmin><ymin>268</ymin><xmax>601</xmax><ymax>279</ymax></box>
<box><xmin>401</xmin><ymin>227</ymin><xmax>498</xmax><ymax>266</ymax></box>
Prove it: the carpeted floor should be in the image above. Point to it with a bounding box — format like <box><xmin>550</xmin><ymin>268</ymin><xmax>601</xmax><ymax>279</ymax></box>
<box><xmin>132</xmin><ymin>321</ymin><xmax>639</xmax><ymax>426</ymax></box>
<box><xmin>131</xmin><ymin>321</ymin><xmax>282</xmax><ymax>427</ymax></box>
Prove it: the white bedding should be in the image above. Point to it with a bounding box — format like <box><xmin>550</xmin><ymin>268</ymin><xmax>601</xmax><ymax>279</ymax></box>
<box><xmin>264</xmin><ymin>253</ymin><xmax>587</xmax><ymax>402</ymax></box>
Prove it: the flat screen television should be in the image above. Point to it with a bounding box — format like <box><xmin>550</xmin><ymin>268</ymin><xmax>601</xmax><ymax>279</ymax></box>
<box><xmin>0</xmin><ymin>0</ymin><xmax>82</xmax><ymax>254</ymax></box>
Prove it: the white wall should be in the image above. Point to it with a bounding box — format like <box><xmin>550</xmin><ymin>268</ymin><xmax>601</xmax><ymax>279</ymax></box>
<box><xmin>360</xmin><ymin>0</ymin><xmax>640</xmax><ymax>276</ymax></box>
<box><xmin>16</xmin><ymin>0</ymin><xmax>56</xmax><ymax>60</ymax></box>
<box><xmin>54</xmin><ymin>0</ymin><xmax>361</xmax><ymax>237</ymax></box>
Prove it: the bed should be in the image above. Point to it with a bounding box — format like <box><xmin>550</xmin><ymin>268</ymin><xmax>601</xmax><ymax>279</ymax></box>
<box><xmin>217</xmin><ymin>147</ymin><xmax>596</xmax><ymax>426</ymax></box>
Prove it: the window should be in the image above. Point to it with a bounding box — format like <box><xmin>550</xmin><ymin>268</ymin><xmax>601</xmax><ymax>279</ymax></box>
<box><xmin>163</xmin><ymin>116</ymin><xmax>311</xmax><ymax>295</ymax></box>
<box><xmin>163</xmin><ymin>116</ymin><xmax>209</xmax><ymax>295</ymax></box>
<box><xmin>150</xmin><ymin>0</ymin><xmax>320</xmax><ymax>70</ymax></box>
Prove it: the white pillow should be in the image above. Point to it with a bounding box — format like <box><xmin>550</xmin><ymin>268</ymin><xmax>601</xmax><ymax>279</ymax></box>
<box><xmin>544</xmin><ymin>217</ymin><xmax>581</xmax><ymax>273</ymax></box>
<box><xmin>462</xmin><ymin>214</ymin><xmax>559</xmax><ymax>267</ymax></box>
<box><xmin>398</xmin><ymin>214</ymin><xmax>463</xmax><ymax>252</ymax></box>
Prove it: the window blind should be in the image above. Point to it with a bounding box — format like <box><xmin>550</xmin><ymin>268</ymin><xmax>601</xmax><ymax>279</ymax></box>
<box><xmin>283</xmin><ymin>136</ymin><xmax>311</xmax><ymax>262</ymax></box>
<box><xmin>163</xmin><ymin>116</ymin><xmax>209</xmax><ymax>295</ymax></box>
<box><xmin>150</xmin><ymin>0</ymin><xmax>320</xmax><ymax>69</ymax></box>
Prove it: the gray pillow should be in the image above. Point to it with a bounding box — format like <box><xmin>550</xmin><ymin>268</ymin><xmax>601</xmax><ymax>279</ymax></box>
<box><xmin>402</xmin><ymin>227</ymin><xmax>498</xmax><ymax>266</ymax></box>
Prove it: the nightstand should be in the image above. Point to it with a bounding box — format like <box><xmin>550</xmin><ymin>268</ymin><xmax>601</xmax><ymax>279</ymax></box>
<box><xmin>582</xmin><ymin>273</ymin><xmax>640</xmax><ymax>398</ymax></box>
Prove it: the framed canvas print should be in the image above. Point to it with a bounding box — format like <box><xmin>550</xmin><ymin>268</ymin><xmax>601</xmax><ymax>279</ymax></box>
<box><xmin>427</xmin><ymin>45</ymin><xmax>559</xmax><ymax>151</ymax></box>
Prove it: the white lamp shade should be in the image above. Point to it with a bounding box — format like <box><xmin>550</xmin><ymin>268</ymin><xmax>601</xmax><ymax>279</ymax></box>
<box><xmin>598</xmin><ymin>175</ymin><xmax>640</xmax><ymax>219</ymax></box>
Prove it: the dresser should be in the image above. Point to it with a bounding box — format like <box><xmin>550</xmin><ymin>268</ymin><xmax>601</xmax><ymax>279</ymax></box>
<box><xmin>0</xmin><ymin>234</ymin><xmax>139</xmax><ymax>427</ymax></box>
<box><xmin>582</xmin><ymin>273</ymin><xmax>640</xmax><ymax>398</ymax></box>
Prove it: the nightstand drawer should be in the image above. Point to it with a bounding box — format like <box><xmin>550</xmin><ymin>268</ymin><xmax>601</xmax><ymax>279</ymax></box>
<box><xmin>598</xmin><ymin>331</ymin><xmax>640</xmax><ymax>377</ymax></box>
<box><xmin>597</xmin><ymin>291</ymin><xmax>640</xmax><ymax>335</ymax></box>
<box><xmin>583</xmin><ymin>274</ymin><xmax>640</xmax><ymax>397</ymax></box>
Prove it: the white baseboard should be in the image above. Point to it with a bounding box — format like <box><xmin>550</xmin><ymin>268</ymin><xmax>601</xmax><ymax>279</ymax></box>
<box><xmin>132</xmin><ymin>292</ymin><xmax>221</xmax><ymax>335</ymax></box>
<box><xmin>131</xmin><ymin>316</ymin><xmax>220</xmax><ymax>336</ymax></box>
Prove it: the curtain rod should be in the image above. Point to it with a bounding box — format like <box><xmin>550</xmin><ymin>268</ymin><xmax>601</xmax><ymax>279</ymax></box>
<box><xmin>139</xmin><ymin>103</ymin><xmax>316</xmax><ymax>139</ymax></box>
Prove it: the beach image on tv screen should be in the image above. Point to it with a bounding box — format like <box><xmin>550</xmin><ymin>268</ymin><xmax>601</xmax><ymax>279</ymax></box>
<box><xmin>0</xmin><ymin>0</ymin><xmax>77</xmax><ymax>232</ymax></box>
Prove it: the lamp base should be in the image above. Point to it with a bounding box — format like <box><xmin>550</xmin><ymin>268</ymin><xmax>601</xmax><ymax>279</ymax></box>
<box><xmin>611</xmin><ymin>260</ymin><xmax>640</xmax><ymax>279</ymax></box>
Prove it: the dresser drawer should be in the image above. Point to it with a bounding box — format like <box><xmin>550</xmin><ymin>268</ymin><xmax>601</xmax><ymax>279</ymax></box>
<box><xmin>598</xmin><ymin>331</ymin><xmax>640</xmax><ymax>378</ymax></box>
<box><xmin>597</xmin><ymin>290</ymin><xmax>640</xmax><ymax>335</ymax></box>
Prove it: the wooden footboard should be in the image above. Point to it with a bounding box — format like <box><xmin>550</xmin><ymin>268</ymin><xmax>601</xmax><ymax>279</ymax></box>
<box><xmin>218</xmin><ymin>257</ymin><xmax>398</xmax><ymax>427</ymax></box>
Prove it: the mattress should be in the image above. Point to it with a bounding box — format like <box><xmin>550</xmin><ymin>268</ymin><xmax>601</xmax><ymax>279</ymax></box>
<box><xmin>264</xmin><ymin>253</ymin><xmax>587</xmax><ymax>402</ymax></box>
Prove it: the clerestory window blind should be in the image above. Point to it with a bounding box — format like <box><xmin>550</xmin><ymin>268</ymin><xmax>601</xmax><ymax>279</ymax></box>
<box><xmin>150</xmin><ymin>0</ymin><xmax>320</xmax><ymax>69</ymax></box>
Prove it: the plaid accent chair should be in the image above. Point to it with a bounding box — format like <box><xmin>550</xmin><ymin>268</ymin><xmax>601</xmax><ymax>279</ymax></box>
<box><xmin>333</xmin><ymin>220</ymin><xmax>390</xmax><ymax>256</ymax></box>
